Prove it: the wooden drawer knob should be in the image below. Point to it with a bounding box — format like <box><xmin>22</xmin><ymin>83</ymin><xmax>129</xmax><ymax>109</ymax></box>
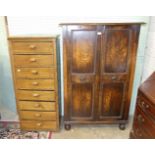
<box><xmin>32</xmin><ymin>81</ymin><xmax>39</xmax><ymax>86</ymax></box>
<box><xmin>29</xmin><ymin>58</ymin><xmax>37</xmax><ymax>62</ymax></box>
<box><xmin>31</xmin><ymin>70</ymin><xmax>38</xmax><ymax>75</ymax></box>
<box><xmin>29</xmin><ymin>45</ymin><xmax>36</xmax><ymax>49</ymax></box>
<box><xmin>33</xmin><ymin>93</ymin><xmax>40</xmax><ymax>97</ymax></box>
<box><xmin>35</xmin><ymin>113</ymin><xmax>41</xmax><ymax>117</ymax></box>
<box><xmin>17</xmin><ymin>69</ymin><xmax>21</xmax><ymax>72</ymax></box>
<box><xmin>34</xmin><ymin>103</ymin><xmax>40</xmax><ymax>107</ymax></box>
<box><xmin>36</xmin><ymin>122</ymin><xmax>42</xmax><ymax>127</ymax></box>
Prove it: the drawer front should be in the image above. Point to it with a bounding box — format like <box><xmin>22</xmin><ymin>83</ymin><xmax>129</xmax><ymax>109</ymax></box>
<box><xmin>132</xmin><ymin>121</ymin><xmax>152</xmax><ymax>139</ymax></box>
<box><xmin>11</xmin><ymin>41</ymin><xmax>54</xmax><ymax>54</ymax></box>
<box><xmin>17</xmin><ymin>90</ymin><xmax>56</xmax><ymax>101</ymax></box>
<box><xmin>15</xmin><ymin>68</ymin><xmax>55</xmax><ymax>79</ymax></box>
<box><xmin>20</xmin><ymin>111</ymin><xmax>56</xmax><ymax>121</ymax></box>
<box><xmin>134</xmin><ymin>107</ymin><xmax>155</xmax><ymax>137</ymax></box>
<box><xmin>17</xmin><ymin>79</ymin><xmax>55</xmax><ymax>90</ymax></box>
<box><xmin>14</xmin><ymin>55</ymin><xmax>54</xmax><ymax>67</ymax></box>
<box><xmin>18</xmin><ymin>101</ymin><xmax>56</xmax><ymax>111</ymax></box>
<box><xmin>20</xmin><ymin>120</ymin><xmax>57</xmax><ymax>130</ymax></box>
<box><xmin>137</xmin><ymin>93</ymin><xmax>155</xmax><ymax>120</ymax></box>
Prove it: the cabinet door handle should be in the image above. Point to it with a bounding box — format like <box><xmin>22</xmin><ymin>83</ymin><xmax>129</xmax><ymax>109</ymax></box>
<box><xmin>80</xmin><ymin>77</ymin><xmax>86</xmax><ymax>82</ymax></box>
<box><xmin>111</xmin><ymin>76</ymin><xmax>117</xmax><ymax>80</ymax></box>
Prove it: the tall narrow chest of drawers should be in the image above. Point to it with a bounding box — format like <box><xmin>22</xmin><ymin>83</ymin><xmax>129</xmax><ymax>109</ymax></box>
<box><xmin>9</xmin><ymin>37</ymin><xmax>60</xmax><ymax>131</ymax></box>
<box><xmin>130</xmin><ymin>72</ymin><xmax>155</xmax><ymax>138</ymax></box>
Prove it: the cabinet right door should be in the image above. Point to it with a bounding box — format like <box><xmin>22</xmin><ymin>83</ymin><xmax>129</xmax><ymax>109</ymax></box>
<box><xmin>98</xmin><ymin>25</ymin><xmax>140</xmax><ymax>121</ymax></box>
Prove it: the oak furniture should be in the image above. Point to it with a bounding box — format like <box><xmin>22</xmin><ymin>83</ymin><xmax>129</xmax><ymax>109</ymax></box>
<box><xmin>130</xmin><ymin>72</ymin><xmax>155</xmax><ymax>138</ymax></box>
<box><xmin>61</xmin><ymin>23</ymin><xmax>140</xmax><ymax>130</ymax></box>
<box><xmin>9</xmin><ymin>37</ymin><xmax>60</xmax><ymax>131</ymax></box>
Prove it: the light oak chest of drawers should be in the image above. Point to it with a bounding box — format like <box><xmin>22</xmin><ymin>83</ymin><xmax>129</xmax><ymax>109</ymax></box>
<box><xmin>9</xmin><ymin>37</ymin><xmax>60</xmax><ymax>131</ymax></box>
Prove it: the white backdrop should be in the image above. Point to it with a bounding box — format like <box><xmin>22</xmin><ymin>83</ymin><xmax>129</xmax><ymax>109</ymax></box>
<box><xmin>4</xmin><ymin>16</ymin><xmax>150</xmax><ymax>116</ymax></box>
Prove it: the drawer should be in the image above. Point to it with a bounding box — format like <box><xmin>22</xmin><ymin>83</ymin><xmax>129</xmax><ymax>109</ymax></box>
<box><xmin>17</xmin><ymin>90</ymin><xmax>56</xmax><ymax>101</ymax></box>
<box><xmin>137</xmin><ymin>93</ymin><xmax>155</xmax><ymax>120</ymax></box>
<box><xmin>13</xmin><ymin>55</ymin><xmax>54</xmax><ymax>67</ymax></box>
<box><xmin>17</xmin><ymin>79</ymin><xmax>55</xmax><ymax>90</ymax></box>
<box><xmin>132</xmin><ymin>121</ymin><xmax>152</xmax><ymax>139</ymax></box>
<box><xmin>18</xmin><ymin>101</ymin><xmax>56</xmax><ymax>111</ymax></box>
<box><xmin>11</xmin><ymin>41</ymin><xmax>54</xmax><ymax>54</ymax></box>
<box><xmin>134</xmin><ymin>107</ymin><xmax>155</xmax><ymax>137</ymax></box>
<box><xmin>15</xmin><ymin>68</ymin><xmax>55</xmax><ymax>79</ymax></box>
<box><xmin>20</xmin><ymin>120</ymin><xmax>57</xmax><ymax>131</ymax></box>
<box><xmin>20</xmin><ymin>111</ymin><xmax>56</xmax><ymax>121</ymax></box>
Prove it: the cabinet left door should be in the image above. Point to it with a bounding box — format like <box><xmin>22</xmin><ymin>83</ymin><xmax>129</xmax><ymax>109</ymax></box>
<box><xmin>63</xmin><ymin>25</ymin><xmax>99</xmax><ymax>123</ymax></box>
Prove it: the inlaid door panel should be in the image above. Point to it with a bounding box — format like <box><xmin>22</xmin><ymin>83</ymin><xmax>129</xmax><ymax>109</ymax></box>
<box><xmin>103</xmin><ymin>25</ymin><xmax>131</xmax><ymax>73</ymax></box>
<box><xmin>66</xmin><ymin>26</ymin><xmax>99</xmax><ymax>120</ymax></box>
<box><xmin>71</xmin><ymin>84</ymin><xmax>94</xmax><ymax>119</ymax></box>
<box><xmin>71</xmin><ymin>30</ymin><xmax>96</xmax><ymax>73</ymax></box>
<box><xmin>99</xmin><ymin>83</ymin><xmax>125</xmax><ymax>118</ymax></box>
<box><xmin>98</xmin><ymin>25</ymin><xmax>134</xmax><ymax>120</ymax></box>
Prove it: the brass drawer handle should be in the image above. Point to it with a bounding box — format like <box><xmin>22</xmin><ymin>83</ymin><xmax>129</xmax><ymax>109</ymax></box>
<box><xmin>31</xmin><ymin>70</ymin><xmax>38</xmax><ymax>75</ymax></box>
<box><xmin>35</xmin><ymin>113</ymin><xmax>41</xmax><ymax>117</ymax></box>
<box><xmin>141</xmin><ymin>101</ymin><xmax>149</xmax><ymax>110</ymax></box>
<box><xmin>33</xmin><ymin>93</ymin><xmax>40</xmax><ymax>97</ymax></box>
<box><xmin>34</xmin><ymin>103</ymin><xmax>40</xmax><ymax>107</ymax></box>
<box><xmin>32</xmin><ymin>81</ymin><xmax>39</xmax><ymax>86</ymax></box>
<box><xmin>137</xmin><ymin>114</ymin><xmax>145</xmax><ymax>123</ymax></box>
<box><xmin>135</xmin><ymin>128</ymin><xmax>142</xmax><ymax>137</ymax></box>
<box><xmin>36</xmin><ymin>122</ymin><xmax>42</xmax><ymax>127</ymax></box>
<box><xmin>141</xmin><ymin>101</ymin><xmax>145</xmax><ymax>106</ymax></box>
<box><xmin>145</xmin><ymin>104</ymin><xmax>149</xmax><ymax>109</ymax></box>
<box><xmin>29</xmin><ymin>45</ymin><xmax>37</xmax><ymax>49</ymax></box>
<box><xmin>29</xmin><ymin>58</ymin><xmax>37</xmax><ymax>62</ymax></box>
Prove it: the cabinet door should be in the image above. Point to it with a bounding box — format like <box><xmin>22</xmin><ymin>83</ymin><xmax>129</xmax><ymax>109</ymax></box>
<box><xmin>98</xmin><ymin>25</ymin><xmax>139</xmax><ymax>120</ymax></box>
<box><xmin>64</xmin><ymin>25</ymin><xmax>99</xmax><ymax>121</ymax></box>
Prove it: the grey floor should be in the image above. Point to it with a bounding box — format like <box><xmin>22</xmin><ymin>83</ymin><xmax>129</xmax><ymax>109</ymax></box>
<box><xmin>0</xmin><ymin>105</ymin><xmax>133</xmax><ymax>139</ymax></box>
<box><xmin>52</xmin><ymin>120</ymin><xmax>132</xmax><ymax>139</ymax></box>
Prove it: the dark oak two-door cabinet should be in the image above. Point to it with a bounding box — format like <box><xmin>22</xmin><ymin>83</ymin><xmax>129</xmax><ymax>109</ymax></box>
<box><xmin>61</xmin><ymin>23</ymin><xmax>140</xmax><ymax>130</ymax></box>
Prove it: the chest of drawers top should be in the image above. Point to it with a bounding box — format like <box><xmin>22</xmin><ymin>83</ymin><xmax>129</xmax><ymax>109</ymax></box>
<box><xmin>139</xmin><ymin>72</ymin><xmax>155</xmax><ymax>105</ymax></box>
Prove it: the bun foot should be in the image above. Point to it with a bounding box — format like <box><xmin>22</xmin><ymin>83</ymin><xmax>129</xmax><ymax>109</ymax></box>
<box><xmin>119</xmin><ymin>123</ymin><xmax>126</xmax><ymax>130</ymax></box>
<box><xmin>64</xmin><ymin>124</ymin><xmax>71</xmax><ymax>130</ymax></box>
